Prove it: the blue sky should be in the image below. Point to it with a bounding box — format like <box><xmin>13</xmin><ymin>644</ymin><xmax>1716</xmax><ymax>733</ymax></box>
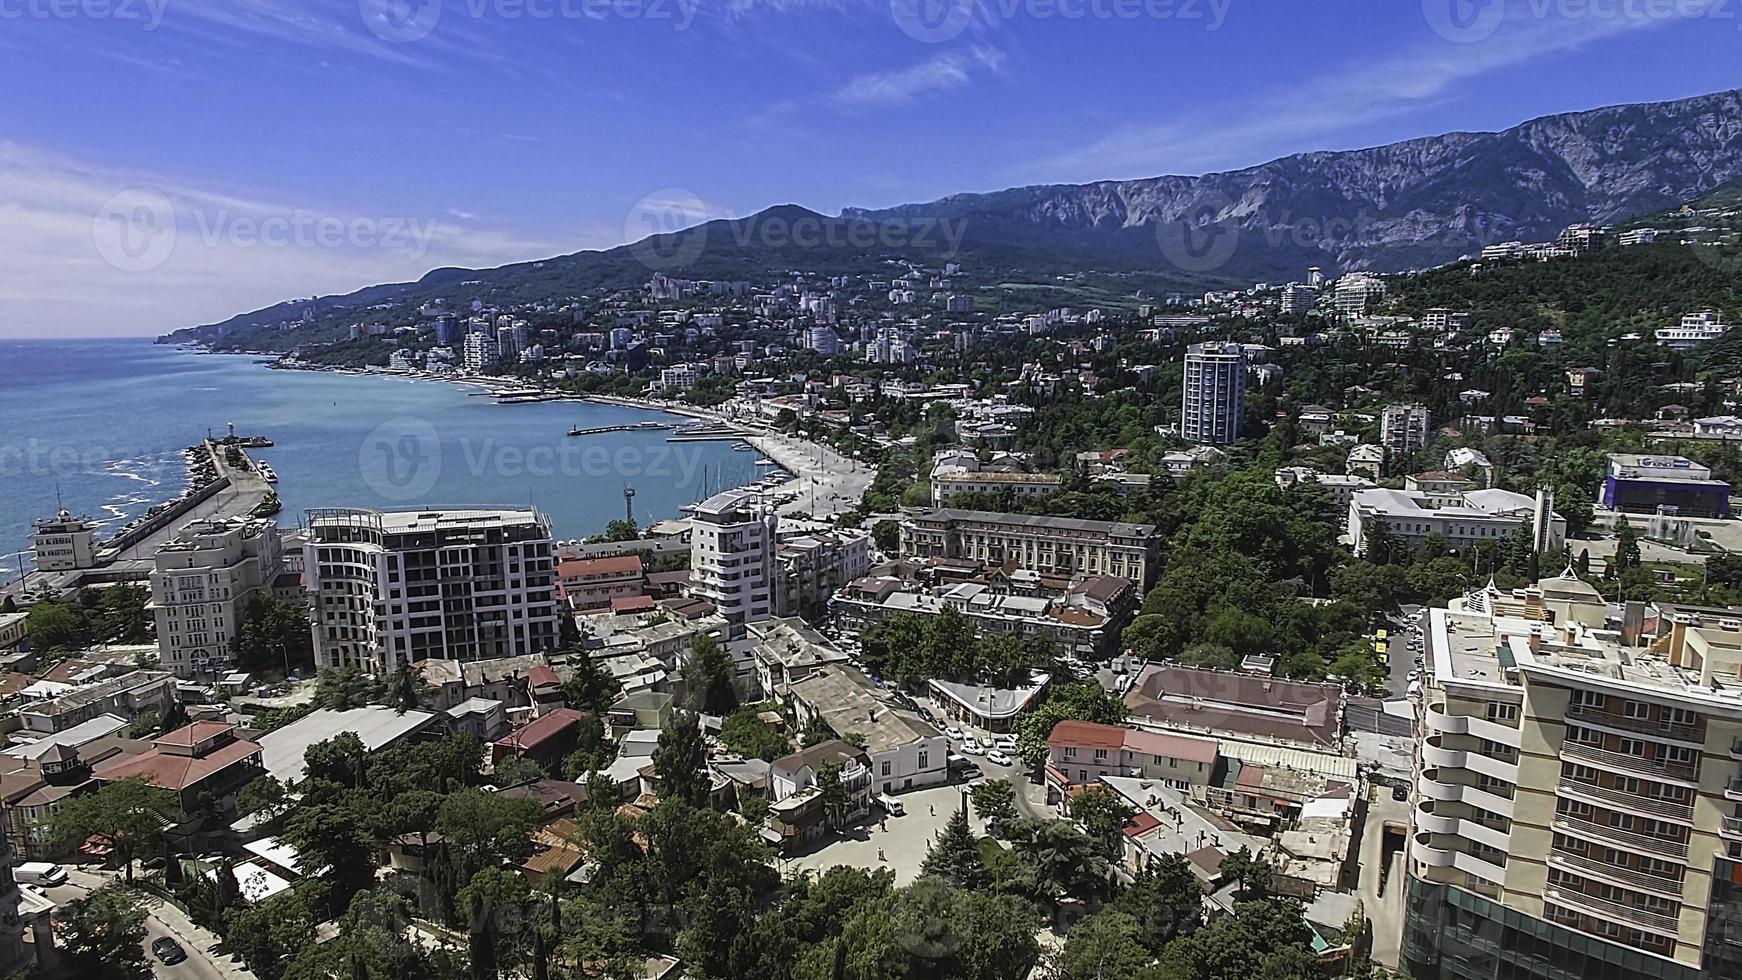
<box><xmin>3</xmin><ymin>0</ymin><xmax>1739</xmax><ymax>337</ymax></box>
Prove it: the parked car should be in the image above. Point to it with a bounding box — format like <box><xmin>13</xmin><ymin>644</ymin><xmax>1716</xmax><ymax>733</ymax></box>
<box><xmin>1391</xmin><ymin>785</ymin><xmax>1409</xmax><ymax>803</ymax></box>
<box><xmin>994</xmin><ymin>735</ymin><xmax>1017</xmax><ymax>752</ymax></box>
<box><xmin>152</xmin><ymin>938</ymin><xmax>187</xmax><ymax>965</ymax></box>
<box><xmin>877</xmin><ymin>793</ymin><xmax>905</xmax><ymax>816</ymax></box>
<box><xmin>986</xmin><ymin>750</ymin><xmax>1013</xmax><ymax>767</ymax></box>
<box><xmin>959</xmin><ymin>741</ymin><xmax>984</xmax><ymax>756</ymax></box>
<box><xmin>15</xmin><ymin>863</ymin><xmax>66</xmax><ymax>887</ymax></box>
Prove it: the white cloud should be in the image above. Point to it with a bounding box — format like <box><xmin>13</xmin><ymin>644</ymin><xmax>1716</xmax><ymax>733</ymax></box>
<box><xmin>1022</xmin><ymin>7</ymin><xmax>1693</xmax><ymax>183</ymax></box>
<box><xmin>831</xmin><ymin>45</ymin><xmax>1005</xmax><ymax>107</ymax></box>
<box><xmin>0</xmin><ymin>141</ymin><xmax>577</xmax><ymax>338</ymax></box>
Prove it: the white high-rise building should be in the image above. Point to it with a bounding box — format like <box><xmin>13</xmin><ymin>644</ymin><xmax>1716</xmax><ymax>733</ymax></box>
<box><xmin>1181</xmin><ymin>342</ymin><xmax>1246</xmax><ymax>445</ymax></box>
<box><xmin>462</xmin><ymin>331</ymin><xmax>498</xmax><ymax>373</ymax></box>
<box><xmin>305</xmin><ymin>508</ymin><xmax>558</xmax><ymax>673</ymax></box>
<box><xmin>690</xmin><ymin>490</ymin><xmax>778</xmax><ymax>627</ymax></box>
<box><xmin>807</xmin><ymin>325</ymin><xmax>841</xmax><ymax>355</ymax></box>
<box><xmin>1381</xmin><ymin>403</ymin><xmax>1432</xmax><ymax>459</ymax></box>
<box><xmin>149</xmin><ymin>517</ymin><xmax>283</xmax><ymax>678</ymax></box>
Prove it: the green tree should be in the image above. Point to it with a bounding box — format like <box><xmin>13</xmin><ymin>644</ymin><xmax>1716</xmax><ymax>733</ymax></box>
<box><xmin>720</xmin><ymin>704</ymin><xmax>790</xmax><ymax>762</ymax></box>
<box><xmin>225</xmin><ymin>882</ymin><xmax>325</xmax><ymax>980</ymax></box>
<box><xmin>603</xmin><ymin>518</ymin><xmax>640</xmax><ymax>542</ymax></box>
<box><xmin>969</xmin><ymin>779</ymin><xmax>1017</xmax><ymax>831</ymax></box>
<box><xmin>871</xmin><ymin>520</ymin><xmax>900</xmax><ymax>553</ymax></box>
<box><xmin>43</xmin><ymin>777</ymin><xmax>174</xmax><ymax>882</ymax></box>
<box><xmin>302</xmin><ymin>732</ymin><xmax>368</xmax><ymax>788</ymax></box>
<box><xmin>652</xmin><ymin>709</ymin><xmax>709</xmax><ymax>807</ymax></box>
<box><xmin>562</xmin><ymin>650</ymin><xmax>621</xmax><ymax>713</ymax></box>
<box><xmin>919</xmin><ymin>799</ymin><xmax>988</xmax><ymax>891</ymax></box>
<box><xmin>816</xmin><ymin>760</ymin><xmax>851</xmax><ymax>832</ymax></box>
<box><xmin>686</xmin><ymin>634</ymin><xmax>739</xmax><ymax>715</ymax></box>
<box><xmin>26</xmin><ymin>599</ymin><xmax>89</xmax><ymax>652</ymax></box>
<box><xmin>1014</xmin><ymin>682</ymin><xmax>1126</xmax><ymax>767</ymax></box>
<box><xmin>1219</xmin><ymin>846</ymin><xmax>1273</xmax><ymax>900</ymax></box>
<box><xmin>1113</xmin><ymin>854</ymin><xmax>1204</xmax><ymax>951</ymax></box>
<box><xmin>1068</xmin><ymin>787</ymin><xmax>1135</xmax><ymax>857</ymax></box>
<box><xmin>235</xmin><ymin>592</ymin><xmax>314</xmax><ymax>675</ymax></box>
<box><xmin>1053</xmin><ymin>910</ymin><xmax>1154</xmax><ymax>980</ymax></box>
<box><xmin>1157</xmin><ymin>898</ymin><xmax>1318</xmax><ymax>980</ymax></box>
<box><xmin>60</xmin><ymin>885</ymin><xmax>150</xmax><ymax>980</ymax></box>
<box><xmin>235</xmin><ymin>774</ymin><xmax>291</xmax><ymax>822</ymax></box>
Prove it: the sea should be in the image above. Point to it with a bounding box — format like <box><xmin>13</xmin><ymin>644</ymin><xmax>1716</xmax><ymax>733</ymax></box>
<box><xmin>0</xmin><ymin>338</ymin><xmax>771</xmax><ymax>566</ymax></box>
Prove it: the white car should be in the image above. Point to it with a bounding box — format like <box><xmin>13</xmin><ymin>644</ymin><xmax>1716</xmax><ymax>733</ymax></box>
<box><xmin>986</xmin><ymin>750</ymin><xmax>1014</xmax><ymax>767</ymax></box>
<box><xmin>960</xmin><ymin>740</ymin><xmax>985</xmax><ymax>756</ymax></box>
<box><xmin>945</xmin><ymin>727</ymin><xmax>964</xmax><ymax>741</ymax></box>
<box><xmin>994</xmin><ymin>736</ymin><xmax>1017</xmax><ymax>752</ymax></box>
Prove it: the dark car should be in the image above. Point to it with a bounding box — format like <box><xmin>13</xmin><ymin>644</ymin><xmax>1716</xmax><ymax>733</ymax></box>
<box><xmin>1391</xmin><ymin>785</ymin><xmax>1409</xmax><ymax>803</ymax></box>
<box><xmin>152</xmin><ymin>937</ymin><xmax>187</xmax><ymax>965</ymax></box>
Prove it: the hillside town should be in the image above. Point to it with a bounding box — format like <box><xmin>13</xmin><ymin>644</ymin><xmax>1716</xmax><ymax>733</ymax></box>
<box><xmin>3</xmin><ymin>199</ymin><xmax>1742</xmax><ymax>980</ymax></box>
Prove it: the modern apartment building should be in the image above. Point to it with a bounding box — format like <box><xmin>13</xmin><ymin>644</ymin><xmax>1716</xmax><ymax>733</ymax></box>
<box><xmin>554</xmin><ymin>554</ymin><xmax>646</xmax><ymax>612</ymax></box>
<box><xmin>1381</xmin><ymin>403</ymin><xmax>1432</xmax><ymax>459</ymax></box>
<box><xmin>1655</xmin><ymin>311</ymin><xmax>1729</xmax><ymax>349</ymax></box>
<box><xmin>898</xmin><ymin>508</ymin><xmax>1160</xmax><ymax>586</ymax></box>
<box><xmin>304</xmin><ymin>507</ymin><xmax>559</xmax><ymax>673</ymax></box>
<box><xmin>148</xmin><ymin>517</ymin><xmax>282</xmax><ymax>677</ymax></box>
<box><xmin>1403</xmin><ymin>574</ymin><xmax>1742</xmax><ymax>980</ymax></box>
<box><xmin>1180</xmin><ymin>342</ymin><xmax>1246</xmax><ymax>445</ymax></box>
<box><xmin>1333</xmin><ymin>272</ymin><xmax>1387</xmax><ymax>315</ymax></box>
<box><xmin>689</xmin><ymin>489</ymin><xmax>779</xmax><ymax>627</ymax></box>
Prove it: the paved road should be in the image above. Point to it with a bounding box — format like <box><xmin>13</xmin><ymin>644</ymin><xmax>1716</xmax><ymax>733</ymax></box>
<box><xmin>1384</xmin><ymin>606</ymin><xmax>1426</xmax><ymax>698</ymax></box>
<box><xmin>1356</xmin><ymin>793</ymin><xmax>1412</xmax><ymax>970</ymax></box>
<box><xmin>46</xmin><ymin>869</ymin><xmax>255</xmax><ymax>980</ymax></box>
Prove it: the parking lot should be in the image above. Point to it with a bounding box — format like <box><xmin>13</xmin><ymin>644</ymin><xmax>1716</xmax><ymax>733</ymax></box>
<box><xmin>784</xmin><ymin>783</ymin><xmax>991</xmax><ymax>886</ymax></box>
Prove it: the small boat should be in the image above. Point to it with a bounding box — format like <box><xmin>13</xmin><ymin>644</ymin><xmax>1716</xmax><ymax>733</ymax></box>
<box><xmin>733</xmin><ymin>444</ymin><xmax>753</xmax><ymax>452</ymax></box>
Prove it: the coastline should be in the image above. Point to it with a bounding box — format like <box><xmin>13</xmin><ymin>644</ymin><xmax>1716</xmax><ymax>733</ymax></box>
<box><xmin>240</xmin><ymin>352</ymin><xmax>872</xmax><ymax>521</ymax></box>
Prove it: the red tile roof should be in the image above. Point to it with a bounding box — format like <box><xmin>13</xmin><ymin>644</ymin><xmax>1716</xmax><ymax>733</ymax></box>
<box><xmin>1123</xmin><ymin>811</ymin><xmax>1163</xmax><ymax>837</ymax></box>
<box><xmin>1047</xmin><ymin>719</ymin><xmax>1126</xmax><ymax>750</ymax></box>
<box><xmin>528</xmin><ymin>666</ymin><xmax>561</xmax><ymax>690</ymax></box>
<box><xmin>557</xmin><ymin>556</ymin><xmax>644</xmax><ymax>578</ymax></box>
<box><xmin>153</xmin><ymin>720</ymin><xmax>236</xmax><ymax>747</ymax></box>
<box><xmin>610</xmin><ymin>596</ymin><xmax>656</xmax><ymax>613</ymax></box>
<box><xmin>92</xmin><ymin>737</ymin><xmax>261</xmax><ymax>792</ymax></box>
<box><xmin>495</xmin><ymin>708</ymin><xmax>586</xmax><ymax>753</ymax></box>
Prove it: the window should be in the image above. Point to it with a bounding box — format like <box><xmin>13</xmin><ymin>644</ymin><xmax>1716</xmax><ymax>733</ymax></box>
<box><xmin>1618</xmin><ymin>737</ymin><xmax>1646</xmax><ymax>757</ymax></box>
<box><xmin>1572</xmin><ymin>727</ymin><xmax>1603</xmax><ymax>746</ymax></box>
<box><xmin>1571</xmin><ymin>690</ymin><xmax>1607</xmax><ymax>710</ymax></box>
<box><xmin>881</xmin><ymin>761</ymin><xmax>891</xmax><ymax>777</ymax></box>
<box><xmin>1564</xmin><ymin>763</ymin><xmax>1598</xmax><ymax>783</ymax></box>
<box><xmin>1667</xmin><ymin>707</ymin><xmax>1697</xmax><ymax>727</ymax></box>
<box><xmin>1622</xmin><ymin>700</ymin><xmax>1651</xmax><ymax>720</ymax></box>
<box><xmin>1092</xmin><ymin>748</ymin><xmax>1108</xmax><ymax>761</ymax></box>
<box><xmin>1664</xmin><ymin>745</ymin><xmax>1696</xmax><ymax>765</ymax></box>
<box><xmin>918</xmin><ymin>751</ymin><xmax>928</xmax><ymax>769</ymax></box>
<box><xmin>1486</xmin><ymin>702</ymin><xmax>1520</xmax><ymax>724</ymax></box>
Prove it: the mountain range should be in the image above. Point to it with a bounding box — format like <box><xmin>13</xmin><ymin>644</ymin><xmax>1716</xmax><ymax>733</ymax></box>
<box><xmin>168</xmin><ymin>87</ymin><xmax>1742</xmax><ymax>345</ymax></box>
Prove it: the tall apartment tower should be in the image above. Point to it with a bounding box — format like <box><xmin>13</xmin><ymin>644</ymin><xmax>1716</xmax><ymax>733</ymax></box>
<box><xmin>1180</xmin><ymin>342</ymin><xmax>1246</xmax><ymax>446</ymax></box>
<box><xmin>304</xmin><ymin>508</ymin><xmax>558</xmax><ymax>673</ymax></box>
<box><xmin>1381</xmin><ymin>403</ymin><xmax>1431</xmax><ymax>460</ymax></box>
<box><xmin>690</xmin><ymin>489</ymin><xmax>778</xmax><ymax>628</ymax></box>
<box><xmin>149</xmin><ymin>517</ymin><xmax>282</xmax><ymax>678</ymax></box>
<box><xmin>1404</xmin><ymin>576</ymin><xmax>1742</xmax><ymax>980</ymax></box>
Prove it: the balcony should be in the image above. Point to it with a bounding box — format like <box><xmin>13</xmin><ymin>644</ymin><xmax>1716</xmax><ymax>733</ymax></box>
<box><xmin>1547</xmin><ymin>849</ymin><xmax>1685</xmax><ymax>897</ymax></box>
<box><xmin>1555</xmin><ymin>780</ymin><xmax>1694</xmax><ymax>824</ymax></box>
<box><xmin>1543</xmin><ymin>888</ymin><xmax>1682</xmax><ymax>937</ymax></box>
<box><xmin>1728</xmin><ymin>777</ymin><xmax>1742</xmax><ymax>802</ymax></box>
<box><xmin>1723</xmin><ymin>815</ymin><xmax>1742</xmax><ymax>840</ymax></box>
<box><xmin>1565</xmin><ymin>705</ymin><xmax>1704</xmax><ymax>746</ymax></box>
<box><xmin>1551</xmin><ymin>814</ymin><xmax>1689</xmax><ymax>861</ymax></box>
<box><xmin>1560</xmin><ymin>742</ymin><xmax>1698</xmax><ymax>783</ymax></box>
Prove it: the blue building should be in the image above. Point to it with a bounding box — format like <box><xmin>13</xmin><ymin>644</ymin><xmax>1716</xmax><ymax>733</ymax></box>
<box><xmin>1601</xmin><ymin>454</ymin><xmax>1730</xmax><ymax>519</ymax></box>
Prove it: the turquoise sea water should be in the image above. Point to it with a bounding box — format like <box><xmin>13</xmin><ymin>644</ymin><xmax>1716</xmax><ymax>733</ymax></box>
<box><xmin>0</xmin><ymin>339</ymin><xmax>765</xmax><ymax>566</ymax></box>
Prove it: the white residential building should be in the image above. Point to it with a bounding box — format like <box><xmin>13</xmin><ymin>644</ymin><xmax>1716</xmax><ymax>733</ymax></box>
<box><xmin>1382</xmin><ymin>403</ymin><xmax>1432</xmax><ymax>459</ymax></box>
<box><xmin>689</xmin><ymin>490</ymin><xmax>779</xmax><ymax>627</ymax></box>
<box><xmin>1333</xmin><ymin>273</ymin><xmax>1387</xmax><ymax>315</ymax></box>
<box><xmin>774</xmin><ymin>529</ymin><xmax>870</xmax><ymax>619</ymax></box>
<box><xmin>461</xmin><ymin>331</ymin><xmax>498</xmax><ymax>373</ymax></box>
<box><xmin>1656</xmin><ymin>310</ymin><xmax>1729</xmax><ymax>349</ymax></box>
<box><xmin>149</xmin><ymin>518</ymin><xmax>283</xmax><ymax>678</ymax></box>
<box><xmin>29</xmin><ymin>511</ymin><xmax>98</xmax><ymax>572</ymax></box>
<box><xmin>787</xmin><ymin>665</ymin><xmax>948</xmax><ymax>796</ymax></box>
<box><xmin>304</xmin><ymin>508</ymin><xmax>559</xmax><ymax>673</ymax></box>
<box><xmin>1347</xmin><ymin>487</ymin><xmax>1565</xmax><ymax>555</ymax></box>
<box><xmin>659</xmin><ymin>363</ymin><xmax>700</xmax><ymax>390</ymax></box>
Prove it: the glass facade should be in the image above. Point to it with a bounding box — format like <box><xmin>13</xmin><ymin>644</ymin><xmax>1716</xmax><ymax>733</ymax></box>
<box><xmin>1402</xmin><ymin>875</ymin><xmax>1713</xmax><ymax>980</ymax></box>
<box><xmin>1706</xmin><ymin>859</ymin><xmax>1742</xmax><ymax>978</ymax></box>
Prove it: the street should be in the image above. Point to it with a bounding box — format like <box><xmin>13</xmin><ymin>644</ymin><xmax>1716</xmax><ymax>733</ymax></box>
<box><xmin>44</xmin><ymin>869</ymin><xmax>255</xmax><ymax>980</ymax></box>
